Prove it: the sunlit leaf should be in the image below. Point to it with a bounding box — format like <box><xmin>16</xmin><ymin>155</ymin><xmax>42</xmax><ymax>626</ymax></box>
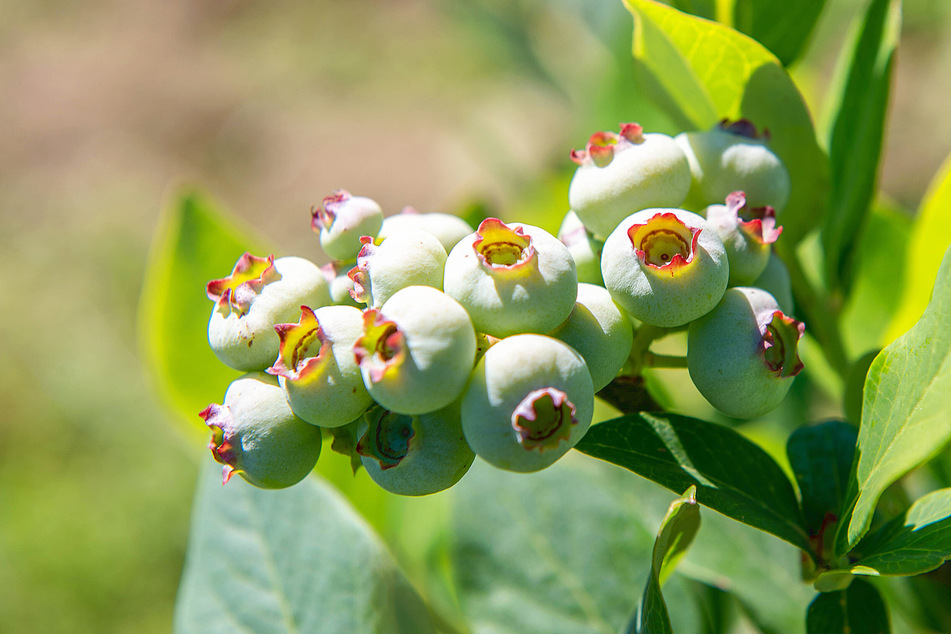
<box><xmin>836</xmin><ymin>245</ymin><xmax>951</xmax><ymax>555</ymax></box>
<box><xmin>806</xmin><ymin>579</ymin><xmax>889</xmax><ymax>633</ymax></box>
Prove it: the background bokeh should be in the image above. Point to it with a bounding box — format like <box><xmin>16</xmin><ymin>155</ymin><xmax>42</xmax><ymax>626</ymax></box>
<box><xmin>1</xmin><ymin>0</ymin><xmax>949</xmax><ymax>631</ymax></box>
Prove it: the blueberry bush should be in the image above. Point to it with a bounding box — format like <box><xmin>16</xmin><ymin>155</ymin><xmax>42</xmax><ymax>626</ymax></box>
<box><xmin>140</xmin><ymin>1</ymin><xmax>951</xmax><ymax>631</ymax></box>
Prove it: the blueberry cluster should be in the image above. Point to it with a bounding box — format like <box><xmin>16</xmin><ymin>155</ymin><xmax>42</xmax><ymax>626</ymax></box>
<box><xmin>200</xmin><ymin>120</ymin><xmax>805</xmax><ymax>495</ymax></box>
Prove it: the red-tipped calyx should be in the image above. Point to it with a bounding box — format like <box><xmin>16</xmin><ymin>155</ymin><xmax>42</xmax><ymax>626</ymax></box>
<box><xmin>511</xmin><ymin>387</ymin><xmax>577</xmax><ymax>451</ymax></box>
<box><xmin>267</xmin><ymin>306</ymin><xmax>331</xmax><ymax>381</ymax></box>
<box><xmin>347</xmin><ymin>236</ymin><xmax>376</xmax><ymax>304</ymax></box>
<box><xmin>311</xmin><ymin>189</ymin><xmax>352</xmax><ymax>232</ymax></box>
<box><xmin>718</xmin><ymin>118</ymin><xmax>770</xmax><ymax>140</ymax></box>
<box><xmin>762</xmin><ymin>311</ymin><xmax>805</xmax><ymax>377</ymax></box>
<box><xmin>206</xmin><ymin>253</ymin><xmax>281</xmax><ymax>317</ymax></box>
<box><xmin>356</xmin><ymin>409</ymin><xmax>415</xmax><ymax>470</ymax></box>
<box><xmin>570</xmin><ymin>123</ymin><xmax>646</xmax><ymax>166</ymax></box>
<box><xmin>473</xmin><ymin>218</ymin><xmax>537</xmax><ymax>272</ymax></box>
<box><xmin>725</xmin><ymin>191</ymin><xmax>783</xmax><ymax>245</ymax></box>
<box><xmin>628</xmin><ymin>212</ymin><xmax>701</xmax><ymax>273</ymax></box>
<box><xmin>354</xmin><ymin>310</ymin><xmax>405</xmax><ymax>383</ymax></box>
<box><xmin>200</xmin><ymin>404</ymin><xmax>239</xmax><ymax>484</ymax></box>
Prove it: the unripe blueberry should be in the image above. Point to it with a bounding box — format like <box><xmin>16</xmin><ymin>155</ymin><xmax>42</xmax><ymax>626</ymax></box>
<box><xmin>675</xmin><ymin>120</ymin><xmax>790</xmax><ymax>212</ymax></box>
<box><xmin>752</xmin><ymin>253</ymin><xmax>793</xmax><ymax>313</ymax></box>
<box><xmin>349</xmin><ymin>230</ymin><xmax>447</xmax><ymax>308</ymax></box>
<box><xmin>354</xmin><ymin>286</ymin><xmax>476</xmax><ymax>415</ymax></box>
<box><xmin>377</xmin><ymin>206</ymin><xmax>474</xmax><ymax>252</ymax></box>
<box><xmin>267</xmin><ymin>305</ymin><xmax>373</xmax><ymax>428</ymax></box>
<box><xmin>558</xmin><ymin>210</ymin><xmax>604</xmax><ymax>286</ymax></box>
<box><xmin>356</xmin><ymin>403</ymin><xmax>475</xmax><ymax>496</ymax></box>
<box><xmin>549</xmin><ymin>283</ymin><xmax>634</xmax><ymax>392</ymax></box>
<box><xmin>443</xmin><ymin>218</ymin><xmax>578</xmax><ymax>338</ymax></box>
<box><xmin>568</xmin><ymin>123</ymin><xmax>691</xmax><ymax>239</ymax></box>
<box><xmin>705</xmin><ymin>191</ymin><xmax>783</xmax><ymax>286</ymax></box>
<box><xmin>200</xmin><ymin>372</ymin><xmax>323</xmax><ymax>489</ymax></box>
<box><xmin>687</xmin><ymin>287</ymin><xmax>804</xmax><ymax>419</ymax></box>
<box><xmin>207</xmin><ymin>253</ymin><xmax>332</xmax><ymax>371</ymax></box>
<box><xmin>601</xmin><ymin>208</ymin><xmax>729</xmax><ymax>327</ymax></box>
<box><xmin>461</xmin><ymin>334</ymin><xmax>594</xmax><ymax>473</ymax></box>
<box><xmin>311</xmin><ymin>190</ymin><xmax>383</xmax><ymax>262</ymax></box>
<box><xmin>320</xmin><ymin>261</ymin><xmax>361</xmax><ymax>308</ymax></box>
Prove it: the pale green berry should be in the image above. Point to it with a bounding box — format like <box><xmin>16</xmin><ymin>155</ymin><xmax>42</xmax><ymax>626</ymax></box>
<box><xmin>321</xmin><ymin>261</ymin><xmax>361</xmax><ymax>308</ymax></box>
<box><xmin>752</xmin><ymin>253</ymin><xmax>793</xmax><ymax>313</ymax></box>
<box><xmin>207</xmin><ymin>253</ymin><xmax>331</xmax><ymax>371</ymax></box>
<box><xmin>687</xmin><ymin>287</ymin><xmax>804</xmax><ymax>419</ymax></box>
<box><xmin>443</xmin><ymin>218</ymin><xmax>578</xmax><ymax>338</ymax></box>
<box><xmin>549</xmin><ymin>283</ymin><xmax>634</xmax><ymax>392</ymax></box>
<box><xmin>705</xmin><ymin>191</ymin><xmax>783</xmax><ymax>286</ymax></box>
<box><xmin>558</xmin><ymin>210</ymin><xmax>604</xmax><ymax>286</ymax></box>
<box><xmin>356</xmin><ymin>403</ymin><xmax>475</xmax><ymax>496</ymax></box>
<box><xmin>568</xmin><ymin>123</ymin><xmax>691</xmax><ymax>239</ymax></box>
<box><xmin>601</xmin><ymin>208</ymin><xmax>729</xmax><ymax>327</ymax></box>
<box><xmin>311</xmin><ymin>190</ymin><xmax>383</xmax><ymax>261</ymax></box>
<box><xmin>355</xmin><ymin>286</ymin><xmax>476</xmax><ymax>415</ymax></box>
<box><xmin>267</xmin><ymin>305</ymin><xmax>372</xmax><ymax>428</ymax></box>
<box><xmin>461</xmin><ymin>334</ymin><xmax>594</xmax><ymax>473</ymax></box>
<box><xmin>200</xmin><ymin>372</ymin><xmax>323</xmax><ymax>489</ymax></box>
<box><xmin>377</xmin><ymin>206</ymin><xmax>474</xmax><ymax>252</ymax></box>
<box><xmin>676</xmin><ymin>120</ymin><xmax>790</xmax><ymax>213</ymax></box>
<box><xmin>349</xmin><ymin>229</ymin><xmax>447</xmax><ymax>308</ymax></box>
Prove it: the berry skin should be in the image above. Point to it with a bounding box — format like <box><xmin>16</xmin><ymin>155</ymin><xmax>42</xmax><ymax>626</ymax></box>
<box><xmin>568</xmin><ymin>123</ymin><xmax>691</xmax><ymax>239</ymax></box>
<box><xmin>461</xmin><ymin>334</ymin><xmax>594</xmax><ymax>473</ymax></box>
<box><xmin>311</xmin><ymin>190</ymin><xmax>383</xmax><ymax>262</ymax></box>
<box><xmin>752</xmin><ymin>253</ymin><xmax>793</xmax><ymax>313</ymax></box>
<box><xmin>557</xmin><ymin>210</ymin><xmax>604</xmax><ymax>286</ymax></box>
<box><xmin>675</xmin><ymin>120</ymin><xmax>790</xmax><ymax>213</ymax></box>
<box><xmin>377</xmin><ymin>206</ymin><xmax>474</xmax><ymax>252</ymax></box>
<box><xmin>354</xmin><ymin>286</ymin><xmax>476</xmax><ymax>415</ymax></box>
<box><xmin>687</xmin><ymin>287</ymin><xmax>804</xmax><ymax>419</ymax></box>
<box><xmin>356</xmin><ymin>403</ymin><xmax>475</xmax><ymax>496</ymax></box>
<box><xmin>267</xmin><ymin>305</ymin><xmax>373</xmax><ymax>428</ymax></box>
<box><xmin>443</xmin><ymin>218</ymin><xmax>578</xmax><ymax>338</ymax></box>
<box><xmin>705</xmin><ymin>191</ymin><xmax>783</xmax><ymax>286</ymax></box>
<box><xmin>320</xmin><ymin>261</ymin><xmax>361</xmax><ymax>308</ymax></box>
<box><xmin>548</xmin><ymin>283</ymin><xmax>634</xmax><ymax>392</ymax></box>
<box><xmin>200</xmin><ymin>372</ymin><xmax>323</xmax><ymax>489</ymax></box>
<box><xmin>349</xmin><ymin>229</ymin><xmax>447</xmax><ymax>309</ymax></box>
<box><xmin>207</xmin><ymin>253</ymin><xmax>331</xmax><ymax>371</ymax></box>
<box><xmin>601</xmin><ymin>208</ymin><xmax>729</xmax><ymax>327</ymax></box>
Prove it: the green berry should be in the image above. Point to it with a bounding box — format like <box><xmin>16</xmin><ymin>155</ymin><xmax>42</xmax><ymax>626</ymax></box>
<box><xmin>752</xmin><ymin>253</ymin><xmax>793</xmax><ymax>313</ymax></box>
<box><xmin>349</xmin><ymin>229</ymin><xmax>447</xmax><ymax>308</ymax></box>
<box><xmin>311</xmin><ymin>190</ymin><xmax>383</xmax><ymax>261</ymax></box>
<box><xmin>377</xmin><ymin>206</ymin><xmax>474</xmax><ymax>252</ymax></box>
<box><xmin>557</xmin><ymin>210</ymin><xmax>604</xmax><ymax>286</ymax></box>
<box><xmin>705</xmin><ymin>191</ymin><xmax>783</xmax><ymax>286</ymax></box>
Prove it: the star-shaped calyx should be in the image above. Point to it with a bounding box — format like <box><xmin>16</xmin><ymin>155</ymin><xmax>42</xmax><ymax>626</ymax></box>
<box><xmin>206</xmin><ymin>252</ymin><xmax>281</xmax><ymax>317</ymax></box>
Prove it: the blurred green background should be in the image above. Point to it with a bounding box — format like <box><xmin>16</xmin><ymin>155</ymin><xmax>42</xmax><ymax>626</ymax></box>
<box><xmin>1</xmin><ymin>0</ymin><xmax>949</xmax><ymax>631</ymax></box>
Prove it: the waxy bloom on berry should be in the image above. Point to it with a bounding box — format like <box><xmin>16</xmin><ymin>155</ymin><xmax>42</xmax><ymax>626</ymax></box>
<box><xmin>377</xmin><ymin>206</ymin><xmax>474</xmax><ymax>252</ymax></box>
<box><xmin>311</xmin><ymin>190</ymin><xmax>383</xmax><ymax>261</ymax></box>
<box><xmin>349</xmin><ymin>229</ymin><xmax>447</xmax><ymax>309</ymax></box>
<box><xmin>705</xmin><ymin>191</ymin><xmax>783</xmax><ymax>286</ymax></box>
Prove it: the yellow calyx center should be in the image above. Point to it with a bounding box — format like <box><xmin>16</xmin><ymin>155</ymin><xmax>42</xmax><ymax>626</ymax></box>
<box><xmin>473</xmin><ymin>218</ymin><xmax>536</xmax><ymax>270</ymax></box>
<box><xmin>628</xmin><ymin>213</ymin><xmax>699</xmax><ymax>271</ymax></box>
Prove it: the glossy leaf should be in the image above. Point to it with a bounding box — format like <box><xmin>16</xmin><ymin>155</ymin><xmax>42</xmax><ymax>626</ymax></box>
<box><xmin>630</xmin><ymin>487</ymin><xmax>700</xmax><ymax>634</ymax></box>
<box><xmin>450</xmin><ymin>456</ymin><xmax>705</xmax><ymax>634</ymax></box>
<box><xmin>821</xmin><ymin>0</ymin><xmax>901</xmax><ymax>293</ymax></box>
<box><xmin>138</xmin><ymin>188</ymin><xmax>267</xmax><ymax>437</ymax></box>
<box><xmin>836</xmin><ymin>245</ymin><xmax>951</xmax><ymax>555</ymax></box>
<box><xmin>174</xmin><ymin>461</ymin><xmax>434</xmax><ymax>634</ymax></box>
<box><xmin>623</xmin><ymin>0</ymin><xmax>828</xmax><ymax>242</ymax></box>
<box><xmin>732</xmin><ymin>0</ymin><xmax>828</xmax><ymax>67</ymax></box>
<box><xmin>787</xmin><ymin>421</ymin><xmax>857</xmax><ymax>536</ymax></box>
<box><xmin>887</xmin><ymin>152</ymin><xmax>951</xmax><ymax>343</ymax></box>
<box><xmin>851</xmin><ymin>488</ymin><xmax>951</xmax><ymax>577</ymax></box>
<box><xmin>806</xmin><ymin>578</ymin><xmax>889</xmax><ymax>633</ymax></box>
<box><xmin>575</xmin><ymin>413</ymin><xmax>810</xmax><ymax>551</ymax></box>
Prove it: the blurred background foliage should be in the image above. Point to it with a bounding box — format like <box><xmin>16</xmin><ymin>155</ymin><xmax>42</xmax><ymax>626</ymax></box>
<box><xmin>1</xmin><ymin>0</ymin><xmax>950</xmax><ymax>631</ymax></box>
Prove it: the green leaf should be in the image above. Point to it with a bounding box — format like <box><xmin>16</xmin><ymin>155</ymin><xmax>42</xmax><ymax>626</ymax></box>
<box><xmin>821</xmin><ymin>0</ymin><xmax>901</xmax><ymax>293</ymax></box>
<box><xmin>623</xmin><ymin>0</ymin><xmax>828</xmax><ymax>243</ymax></box>
<box><xmin>630</xmin><ymin>487</ymin><xmax>701</xmax><ymax>634</ymax></box>
<box><xmin>174</xmin><ymin>461</ymin><xmax>435</xmax><ymax>634</ymax></box>
<box><xmin>806</xmin><ymin>578</ymin><xmax>890</xmax><ymax>633</ymax></box>
<box><xmin>138</xmin><ymin>188</ymin><xmax>268</xmax><ymax>437</ymax></box>
<box><xmin>449</xmin><ymin>456</ymin><xmax>706</xmax><ymax>634</ymax></box>
<box><xmin>575</xmin><ymin>413</ymin><xmax>811</xmax><ymax>552</ymax></box>
<box><xmin>887</xmin><ymin>152</ymin><xmax>951</xmax><ymax>343</ymax></box>
<box><xmin>733</xmin><ymin>0</ymin><xmax>828</xmax><ymax>66</ymax></box>
<box><xmin>786</xmin><ymin>421</ymin><xmax>857</xmax><ymax>537</ymax></box>
<box><xmin>836</xmin><ymin>244</ymin><xmax>951</xmax><ymax>555</ymax></box>
<box><xmin>850</xmin><ymin>488</ymin><xmax>951</xmax><ymax>577</ymax></box>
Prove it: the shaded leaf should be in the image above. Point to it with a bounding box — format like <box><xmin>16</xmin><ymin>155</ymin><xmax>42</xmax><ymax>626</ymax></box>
<box><xmin>623</xmin><ymin>0</ymin><xmax>828</xmax><ymax>243</ymax></box>
<box><xmin>851</xmin><ymin>488</ymin><xmax>951</xmax><ymax>577</ymax></box>
<box><xmin>732</xmin><ymin>0</ymin><xmax>828</xmax><ymax>66</ymax></box>
<box><xmin>806</xmin><ymin>578</ymin><xmax>889</xmax><ymax>633</ymax></box>
<box><xmin>787</xmin><ymin>421</ymin><xmax>857</xmax><ymax>536</ymax></box>
<box><xmin>174</xmin><ymin>461</ymin><xmax>434</xmax><ymax>634</ymax></box>
<box><xmin>138</xmin><ymin>188</ymin><xmax>267</xmax><ymax>437</ymax></box>
<box><xmin>821</xmin><ymin>0</ymin><xmax>901</xmax><ymax>293</ymax></box>
<box><xmin>575</xmin><ymin>413</ymin><xmax>810</xmax><ymax>552</ymax></box>
<box><xmin>836</xmin><ymin>245</ymin><xmax>951</xmax><ymax>555</ymax></box>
